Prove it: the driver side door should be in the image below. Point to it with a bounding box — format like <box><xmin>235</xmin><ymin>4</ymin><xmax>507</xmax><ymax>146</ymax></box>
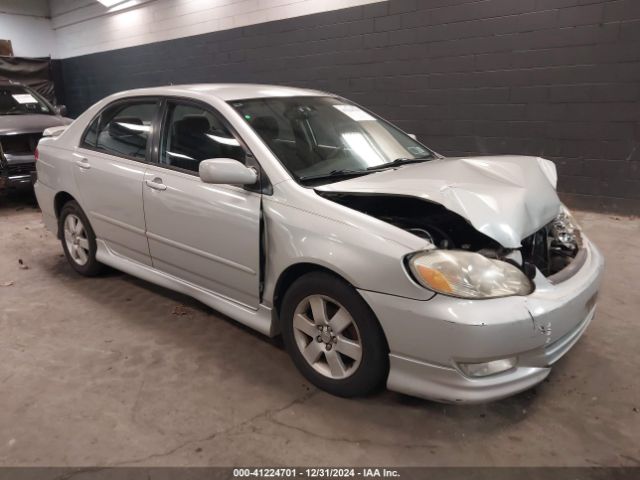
<box><xmin>142</xmin><ymin>99</ymin><xmax>261</xmax><ymax>308</ymax></box>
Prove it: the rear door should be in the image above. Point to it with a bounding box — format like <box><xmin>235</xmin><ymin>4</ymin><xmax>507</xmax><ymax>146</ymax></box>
<box><xmin>74</xmin><ymin>98</ymin><xmax>159</xmax><ymax>265</ymax></box>
<box><xmin>142</xmin><ymin>98</ymin><xmax>262</xmax><ymax>308</ymax></box>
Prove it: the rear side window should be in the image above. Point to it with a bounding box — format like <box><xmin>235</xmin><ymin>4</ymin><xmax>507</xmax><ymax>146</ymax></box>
<box><xmin>82</xmin><ymin>100</ymin><xmax>157</xmax><ymax>160</ymax></box>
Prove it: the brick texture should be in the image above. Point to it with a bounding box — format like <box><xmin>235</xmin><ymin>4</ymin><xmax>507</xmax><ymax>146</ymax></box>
<box><xmin>57</xmin><ymin>0</ymin><xmax>640</xmax><ymax>214</ymax></box>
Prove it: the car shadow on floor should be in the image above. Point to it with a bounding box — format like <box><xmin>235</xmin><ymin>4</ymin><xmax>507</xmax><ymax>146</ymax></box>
<box><xmin>20</xmin><ymin>188</ymin><xmax>539</xmax><ymax>428</ymax></box>
<box><xmin>45</xmin><ymin>251</ymin><xmax>539</xmax><ymax>419</ymax></box>
<box><xmin>43</xmin><ymin>244</ymin><xmax>285</xmax><ymax>358</ymax></box>
<box><xmin>0</xmin><ymin>188</ymin><xmax>40</xmax><ymax>215</ymax></box>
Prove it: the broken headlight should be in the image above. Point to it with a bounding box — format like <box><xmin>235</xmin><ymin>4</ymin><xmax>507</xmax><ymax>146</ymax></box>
<box><xmin>407</xmin><ymin>250</ymin><xmax>534</xmax><ymax>299</ymax></box>
<box><xmin>551</xmin><ymin>207</ymin><xmax>582</xmax><ymax>251</ymax></box>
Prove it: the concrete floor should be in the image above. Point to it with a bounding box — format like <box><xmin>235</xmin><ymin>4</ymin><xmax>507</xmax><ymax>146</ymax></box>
<box><xmin>0</xmin><ymin>190</ymin><xmax>638</xmax><ymax>467</ymax></box>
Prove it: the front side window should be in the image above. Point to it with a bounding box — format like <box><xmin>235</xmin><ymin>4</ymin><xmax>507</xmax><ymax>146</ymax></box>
<box><xmin>159</xmin><ymin>102</ymin><xmax>245</xmax><ymax>173</ymax></box>
<box><xmin>230</xmin><ymin>96</ymin><xmax>434</xmax><ymax>184</ymax></box>
<box><xmin>0</xmin><ymin>85</ymin><xmax>53</xmax><ymax>115</ymax></box>
<box><xmin>87</xmin><ymin>100</ymin><xmax>157</xmax><ymax>160</ymax></box>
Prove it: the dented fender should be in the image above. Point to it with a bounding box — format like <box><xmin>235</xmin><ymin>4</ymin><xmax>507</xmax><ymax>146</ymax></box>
<box><xmin>261</xmin><ymin>182</ymin><xmax>438</xmax><ymax>305</ymax></box>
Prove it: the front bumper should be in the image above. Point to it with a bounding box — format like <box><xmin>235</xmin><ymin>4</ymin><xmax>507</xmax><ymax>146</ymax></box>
<box><xmin>359</xmin><ymin>238</ymin><xmax>604</xmax><ymax>404</ymax></box>
<box><xmin>0</xmin><ymin>172</ymin><xmax>33</xmax><ymax>190</ymax></box>
<box><xmin>0</xmin><ymin>157</ymin><xmax>36</xmax><ymax>191</ymax></box>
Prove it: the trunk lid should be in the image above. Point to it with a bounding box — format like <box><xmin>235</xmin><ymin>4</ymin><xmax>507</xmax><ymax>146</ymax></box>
<box><xmin>0</xmin><ymin>113</ymin><xmax>70</xmax><ymax>136</ymax></box>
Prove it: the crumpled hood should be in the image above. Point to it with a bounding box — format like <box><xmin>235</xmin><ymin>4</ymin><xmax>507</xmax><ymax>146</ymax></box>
<box><xmin>316</xmin><ymin>155</ymin><xmax>562</xmax><ymax>248</ymax></box>
<box><xmin>0</xmin><ymin>114</ymin><xmax>71</xmax><ymax>135</ymax></box>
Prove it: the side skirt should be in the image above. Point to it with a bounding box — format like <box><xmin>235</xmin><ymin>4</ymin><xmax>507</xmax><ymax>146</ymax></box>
<box><xmin>95</xmin><ymin>239</ymin><xmax>275</xmax><ymax>336</ymax></box>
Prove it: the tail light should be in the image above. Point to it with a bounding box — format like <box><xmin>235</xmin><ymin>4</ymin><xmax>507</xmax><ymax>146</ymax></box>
<box><xmin>34</xmin><ymin>147</ymin><xmax>39</xmax><ymax>161</ymax></box>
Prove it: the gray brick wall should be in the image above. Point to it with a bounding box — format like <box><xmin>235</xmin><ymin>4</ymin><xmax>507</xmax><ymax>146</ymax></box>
<box><xmin>58</xmin><ymin>0</ymin><xmax>640</xmax><ymax>214</ymax></box>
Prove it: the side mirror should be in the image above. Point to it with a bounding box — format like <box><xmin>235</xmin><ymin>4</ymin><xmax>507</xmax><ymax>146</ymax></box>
<box><xmin>199</xmin><ymin>158</ymin><xmax>258</xmax><ymax>185</ymax></box>
<box><xmin>408</xmin><ymin>133</ymin><xmax>417</xmax><ymax>140</ymax></box>
<box><xmin>55</xmin><ymin>105</ymin><xmax>68</xmax><ymax>116</ymax></box>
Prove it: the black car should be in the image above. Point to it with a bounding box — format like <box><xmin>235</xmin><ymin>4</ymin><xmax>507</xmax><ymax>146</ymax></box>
<box><xmin>0</xmin><ymin>83</ymin><xmax>71</xmax><ymax>192</ymax></box>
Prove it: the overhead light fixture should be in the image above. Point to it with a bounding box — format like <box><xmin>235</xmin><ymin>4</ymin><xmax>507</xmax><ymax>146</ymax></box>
<box><xmin>107</xmin><ymin>0</ymin><xmax>140</xmax><ymax>12</ymax></box>
<box><xmin>97</xmin><ymin>0</ymin><xmax>129</xmax><ymax>7</ymax></box>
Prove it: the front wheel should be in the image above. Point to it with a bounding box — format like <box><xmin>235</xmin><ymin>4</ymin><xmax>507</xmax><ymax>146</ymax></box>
<box><xmin>59</xmin><ymin>200</ymin><xmax>103</xmax><ymax>276</ymax></box>
<box><xmin>281</xmin><ymin>272</ymin><xmax>388</xmax><ymax>397</ymax></box>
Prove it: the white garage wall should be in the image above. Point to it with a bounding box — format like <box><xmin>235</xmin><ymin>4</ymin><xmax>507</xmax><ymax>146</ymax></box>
<box><xmin>0</xmin><ymin>0</ymin><xmax>56</xmax><ymax>57</ymax></box>
<box><xmin>51</xmin><ymin>0</ymin><xmax>388</xmax><ymax>59</ymax></box>
<box><xmin>0</xmin><ymin>15</ymin><xmax>57</xmax><ymax>57</ymax></box>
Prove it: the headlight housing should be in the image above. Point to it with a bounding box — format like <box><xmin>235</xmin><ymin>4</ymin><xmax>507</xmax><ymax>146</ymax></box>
<box><xmin>552</xmin><ymin>206</ymin><xmax>583</xmax><ymax>251</ymax></box>
<box><xmin>407</xmin><ymin>250</ymin><xmax>534</xmax><ymax>299</ymax></box>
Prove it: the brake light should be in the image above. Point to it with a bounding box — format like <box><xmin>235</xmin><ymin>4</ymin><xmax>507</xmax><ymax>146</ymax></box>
<box><xmin>34</xmin><ymin>147</ymin><xmax>39</xmax><ymax>161</ymax></box>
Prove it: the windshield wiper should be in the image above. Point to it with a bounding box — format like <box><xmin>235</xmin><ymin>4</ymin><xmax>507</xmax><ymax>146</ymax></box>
<box><xmin>299</xmin><ymin>157</ymin><xmax>432</xmax><ymax>182</ymax></box>
<box><xmin>366</xmin><ymin>157</ymin><xmax>430</xmax><ymax>171</ymax></box>
<box><xmin>299</xmin><ymin>169</ymin><xmax>371</xmax><ymax>182</ymax></box>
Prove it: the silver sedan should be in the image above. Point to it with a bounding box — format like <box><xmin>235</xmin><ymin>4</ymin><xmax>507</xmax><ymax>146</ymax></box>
<box><xmin>34</xmin><ymin>84</ymin><xmax>604</xmax><ymax>403</ymax></box>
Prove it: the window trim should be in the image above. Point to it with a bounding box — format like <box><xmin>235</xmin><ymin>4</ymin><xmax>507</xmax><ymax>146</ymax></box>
<box><xmin>78</xmin><ymin>96</ymin><xmax>161</xmax><ymax>164</ymax></box>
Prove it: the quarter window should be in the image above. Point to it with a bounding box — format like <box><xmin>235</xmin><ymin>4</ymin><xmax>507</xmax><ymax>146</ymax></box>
<box><xmin>160</xmin><ymin>102</ymin><xmax>245</xmax><ymax>173</ymax></box>
<box><xmin>86</xmin><ymin>101</ymin><xmax>157</xmax><ymax>160</ymax></box>
<box><xmin>81</xmin><ymin>115</ymin><xmax>99</xmax><ymax>148</ymax></box>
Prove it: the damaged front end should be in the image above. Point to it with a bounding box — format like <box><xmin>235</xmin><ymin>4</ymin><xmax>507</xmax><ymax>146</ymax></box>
<box><xmin>312</xmin><ymin>157</ymin><xmax>601</xmax><ymax>403</ymax></box>
<box><xmin>521</xmin><ymin>209</ymin><xmax>583</xmax><ymax>278</ymax></box>
<box><xmin>317</xmin><ymin>193</ymin><xmax>583</xmax><ymax>291</ymax></box>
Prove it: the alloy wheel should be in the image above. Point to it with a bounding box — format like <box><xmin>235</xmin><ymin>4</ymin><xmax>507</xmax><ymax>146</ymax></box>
<box><xmin>292</xmin><ymin>294</ymin><xmax>363</xmax><ymax>380</ymax></box>
<box><xmin>63</xmin><ymin>214</ymin><xmax>90</xmax><ymax>266</ymax></box>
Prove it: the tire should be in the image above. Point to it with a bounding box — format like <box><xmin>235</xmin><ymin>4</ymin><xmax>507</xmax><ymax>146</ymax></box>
<box><xmin>281</xmin><ymin>271</ymin><xmax>389</xmax><ymax>397</ymax></box>
<box><xmin>59</xmin><ymin>200</ymin><xmax>103</xmax><ymax>276</ymax></box>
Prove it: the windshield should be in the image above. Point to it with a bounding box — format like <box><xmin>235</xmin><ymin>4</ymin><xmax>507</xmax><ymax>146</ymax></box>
<box><xmin>0</xmin><ymin>85</ymin><xmax>53</xmax><ymax>115</ymax></box>
<box><xmin>230</xmin><ymin>96</ymin><xmax>434</xmax><ymax>183</ymax></box>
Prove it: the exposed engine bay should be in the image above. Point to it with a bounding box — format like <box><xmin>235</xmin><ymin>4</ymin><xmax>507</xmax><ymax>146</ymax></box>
<box><xmin>521</xmin><ymin>210</ymin><xmax>583</xmax><ymax>277</ymax></box>
<box><xmin>318</xmin><ymin>193</ymin><xmax>582</xmax><ymax>279</ymax></box>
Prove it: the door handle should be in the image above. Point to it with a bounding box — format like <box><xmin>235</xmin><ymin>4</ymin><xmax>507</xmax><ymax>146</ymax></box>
<box><xmin>75</xmin><ymin>157</ymin><xmax>91</xmax><ymax>169</ymax></box>
<box><xmin>145</xmin><ymin>178</ymin><xmax>167</xmax><ymax>191</ymax></box>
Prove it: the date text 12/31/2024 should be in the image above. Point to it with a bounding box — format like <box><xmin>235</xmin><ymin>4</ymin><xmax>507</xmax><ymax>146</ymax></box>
<box><xmin>233</xmin><ymin>468</ymin><xmax>401</xmax><ymax>478</ymax></box>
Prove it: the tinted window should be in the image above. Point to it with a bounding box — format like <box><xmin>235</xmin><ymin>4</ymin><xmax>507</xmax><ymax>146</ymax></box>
<box><xmin>82</xmin><ymin>115</ymin><xmax>99</xmax><ymax>148</ymax></box>
<box><xmin>93</xmin><ymin>101</ymin><xmax>157</xmax><ymax>159</ymax></box>
<box><xmin>160</xmin><ymin>102</ymin><xmax>245</xmax><ymax>173</ymax></box>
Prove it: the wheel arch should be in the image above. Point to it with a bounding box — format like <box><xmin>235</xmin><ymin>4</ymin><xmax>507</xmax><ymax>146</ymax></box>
<box><xmin>272</xmin><ymin>263</ymin><xmax>350</xmax><ymax>322</ymax></box>
<box><xmin>271</xmin><ymin>262</ymin><xmax>389</xmax><ymax>356</ymax></box>
<box><xmin>53</xmin><ymin>191</ymin><xmax>77</xmax><ymax>237</ymax></box>
<box><xmin>276</xmin><ymin>263</ymin><xmax>391</xmax><ymax>396</ymax></box>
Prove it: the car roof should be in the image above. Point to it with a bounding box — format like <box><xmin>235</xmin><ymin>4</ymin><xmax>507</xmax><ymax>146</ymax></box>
<box><xmin>112</xmin><ymin>83</ymin><xmax>332</xmax><ymax>102</ymax></box>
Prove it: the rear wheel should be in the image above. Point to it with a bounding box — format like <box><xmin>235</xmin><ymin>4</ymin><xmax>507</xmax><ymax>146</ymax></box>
<box><xmin>59</xmin><ymin>200</ymin><xmax>103</xmax><ymax>276</ymax></box>
<box><xmin>281</xmin><ymin>272</ymin><xmax>388</xmax><ymax>397</ymax></box>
